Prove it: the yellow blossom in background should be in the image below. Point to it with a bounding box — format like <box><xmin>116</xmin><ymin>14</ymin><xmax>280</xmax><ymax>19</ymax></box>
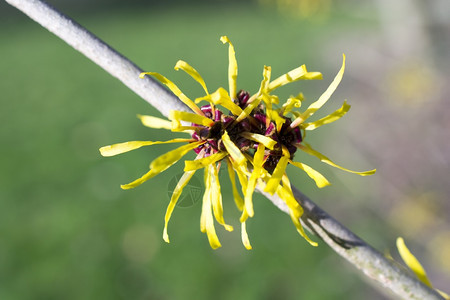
<box><xmin>259</xmin><ymin>0</ymin><xmax>331</xmax><ymax>20</ymax></box>
<box><xmin>100</xmin><ymin>36</ymin><xmax>375</xmax><ymax>249</ymax></box>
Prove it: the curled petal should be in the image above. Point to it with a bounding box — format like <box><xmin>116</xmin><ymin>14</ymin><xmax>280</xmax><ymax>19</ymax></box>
<box><xmin>281</xmin><ymin>93</ymin><xmax>304</xmax><ymax>116</ymax></box>
<box><xmin>220</xmin><ymin>36</ymin><xmax>238</xmax><ymax>99</ymax></box>
<box><xmin>137</xmin><ymin>114</ymin><xmax>172</xmax><ymax>130</ymax></box>
<box><xmin>163</xmin><ymin>170</ymin><xmax>196</xmax><ymax>243</ymax></box>
<box><xmin>289</xmin><ymin>160</ymin><xmax>330</xmax><ymax>188</ymax></box>
<box><xmin>302</xmin><ymin>100</ymin><xmax>351</xmax><ymax>130</ymax></box>
<box><xmin>268</xmin><ymin>65</ymin><xmax>322</xmax><ymax>92</ymax></box>
<box><xmin>99</xmin><ymin>138</ymin><xmax>193</xmax><ymax>157</ymax></box>
<box><xmin>269</xmin><ymin>109</ymin><xmax>287</xmax><ymax>132</ymax></box>
<box><xmin>120</xmin><ymin>141</ymin><xmax>203</xmax><ymax>189</ymax></box>
<box><xmin>196</xmin><ymin>87</ymin><xmax>243</xmax><ymax>116</ymax></box>
<box><xmin>300</xmin><ymin>142</ymin><xmax>376</xmax><ymax>176</ymax></box>
<box><xmin>140</xmin><ymin>71</ymin><xmax>204</xmax><ymax>116</ymax></box>
<box><xmin>174</xmin><ymin>60</ymin><xmax>209</xmax><ymax>95</ymax></box>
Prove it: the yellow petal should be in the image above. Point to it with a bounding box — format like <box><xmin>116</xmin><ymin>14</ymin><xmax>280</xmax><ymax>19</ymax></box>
<box><xmin>200</xmin><ymin>170</ymin><xmax>209</xmax><ymax>233</ymax></box>
<box><xmin>121</xmin><ymin>141</ymin><xmax>203</xmax><ymax>189</ymax></box>
<box><xmin>99</xmin><ymin>138</ymin><xmax>193</xmax><ymax>157</ymax></box>
<box><xmin>220</xmin><ymin>36</ymin><xmax>238</xmax><ymax>99</ymax></box>
<box><xmin>196</xmin><ymin>87</ymin><xmax>243</xmax><ymax>116</ymax></box>
<box><xmin>269</xmin><ymin>109</ymin><xmax>287</xmax><ymax>132</ymax></box>
<box><xmin>244</xmin><ymin>144</ymin><xmax>266</xmax><ymax>218</ymax></box>
<box><xmin>140</xmin><ymin>71</ymin><xmax>204</xmax><ymax>116</ymax></box>
<box><xmin>201</xmin><ymin>168</ymin><xmax>222</xmax><ymax>249</ymax></box>
<box><xmin>226</xmin><ymin>158</ymin><xmax>244</xmax><ymax>211</ymax></box>
<box><xmin>396</xmin><ymin>237</ymin><xmax>433</xmax><ymax>287</ymax></box>
<box><xmin>228</xmin><ymin>158</ymin><xmax>250</xmax><ymax>218</ymax></box>
<box><xmin>236</xmin><ymin>96</ymin><xmax>262</xmax><ymax>122</ymax></box>
<box><xmin>169</xmin><ymin>110</ymin><xmax>214</xmax><ymax>127</ymax></box>
<box><xmin>261</xmin><ymin>93</ymin><xmax>274</xmax><ymax>125</ymax></box>
<box><xmin>241</xmin><ymin>220</ymin><xmax>252</xmax><ymax>250</ymax></box>
<box><xmin>222</xmin><ymin>130</ymin><xmax>246</xmax><ymax>166</ymax></box>
<box><xmin>174</xmin><ymin>60</ymin><xmax>209</xmax><ymax>95</ymax></box>
<box><xmin>268</xmin><ymin>65</ymin><xmax>323</xmax><ymax>92</ymax></box>
<box><xmin>209</xmin><ymin>164</ymin><xmax>233</xmax><ymax>232</ymax></box>
<box><xmin>298</xmin><ymin>54</ymin><xmax>345</xmax><ymax>122</ymax></box>
<box><xmin>302</xmin><ymin>100</ymin><xmax>351</xmax><ymax>130</ymax></box>
<box><xmin>240</xmin><ymin>132</ymin><xmax>277</xmax><ymax>150</ymax></box>
<box><xmin>137</xmin><ymin>114</ymin><xmax>172</xmax><ymax>130</ymax></box>
<box><xmin>235</xmin><ymin>66</ymin><xmax>271</xmax><ymax>121</ymax></box>
<box><xmin>264</xmin><ymin>155</ymin><xmax>290</xmax><ymax>195</ymax></box>
<box><xmin>163</xmin><ymin>170</ymin><xmax>196</xmax><ymax>243</ymax></box>
<box><xmin>260</xmin><ymin>65</ymin><xmax>272</xmax><ymax>92</ymax></box>
<box><xmin>300</xmin><ymin>142</ymin><xmax>376</xmax><ymax>176</ymax></box>
<box><xmin>278</xmin><ymin>175</ymin><xmax>318</xmax><ymax>246</ymax></box>
<box><xmin>281</xmin><ymin>93</ymin><xmax>304</xmax><ymax>115</ymax></box>
<box><xmin>289</xmin><ymin>160</ymin><xmax>330</xmax><ymax>188</ymax></box>
<box><xmin>184</xmin><ymin>152</ymin><xmax>228</xmax><ymax>171</ymax></box>
<box><xmin>170</xmin><ymin>123</ymin><xmax>198</xmax><ymax>132</ymax></box>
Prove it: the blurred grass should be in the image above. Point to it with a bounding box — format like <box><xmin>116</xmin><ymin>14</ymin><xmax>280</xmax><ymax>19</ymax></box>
<box><xmin>0</xmin><ymin>2</ymin><xmax>383</xmax><ymax>299</ymax></box>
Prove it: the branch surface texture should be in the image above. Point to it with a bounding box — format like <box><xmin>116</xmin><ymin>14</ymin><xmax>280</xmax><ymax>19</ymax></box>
<box><xmin>5</xmin><ymin>0</ymin><xmax>444</xmax><ymax>299</ymax></box>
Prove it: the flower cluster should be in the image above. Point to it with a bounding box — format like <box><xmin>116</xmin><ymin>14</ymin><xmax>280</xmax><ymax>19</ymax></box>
<box><xmin>100</xmin><ymin>36</ymin><xmax>375</xmax><ymax>249</ymax></box>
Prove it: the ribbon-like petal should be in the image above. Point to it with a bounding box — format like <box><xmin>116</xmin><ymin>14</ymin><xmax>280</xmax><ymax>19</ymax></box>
<box><xmin>302</xmin><ymin>100</ymin><xmax>351</xmax><ymax>130</ymax></box>
<box><xmin>201</xmin><ymin>168</ymin><xmax>222</xmax><ymax>249</ymax></box>
<box><xmin>300</xmin><ymin>142</ymin><xmax>376</xmax><ymax>176</ymax></box>
<box><xmin>240</xmin><ymin>132</ymin><xmax>277</xmax><ymax>150</ymax></box>
<box><xmin>289</xmin><ymin>160</ymin><xmax>330</xmax><ymax>188</ymax></box>
<box><xmin>196</xmin><ymin>87</ymin><xmax>243</xmax><ymax>116</ymax></box>
<box><xmin>226</xmin><ymin>159</ymin><xmax>244</xmax><ymax>211</ymax></box>
<box><xmin>220</xmin><ymin>36</ymin><xmax>238</xmax><ymax>99</ymax></box>
<box><xmin>268</xmin><ymin>65</ymin><xmax>322</xmax><ymax>92</ymax></box>
<box><xmin>175</xmin><ymin>60</ymin><xmax>209</xmax><ymax>95</ymax></box>
<box><xmin>163</xmin><ymin>170</ymin><xmax>197</xmax><ymax>243</ymax></box>
<box><xmin>99</xmin><ymin>138</ymin><xmax>193</xmax><ymax>157</ymax></box>
<box><xmin>210</xmin><ymin>164</ymin><xmax>233</xmax><ymax>232</ymax></box>
<box><xmin>396</xmin><ymin>237</ymin><xmax>433</xmax><ymax>287</ymax></box>
<box><xmin>140</xmin><ymin>71</ymin><xmax>204</xmax><ymax>116</ymax></box>
<box><xmin>137</xmin><ymin>114</ymin><xmax>172</xmax><ymax>130</ymax></box>
<box><xmin>184</xmin><ymin>152</ymin><xmax>228</xmax><ymax>171</ymax></box>
<box><xmin>297</xmin><ymin>54</ymin><xmax>346</xmax><ymax>123</ymax></box>
<box><xmin>169</xmin><ymin>110</ymin><xmax>214</xmax><ymax>127</ymax></box>
<box><xmin>222</xmin><ymin>130</ymin><xmax>246</xmax><ymax>166</ymax></box>
<box><xmin>121</xmin><ymin>141</ymin><xmax>203</xmax><ymax>189</ymax></box>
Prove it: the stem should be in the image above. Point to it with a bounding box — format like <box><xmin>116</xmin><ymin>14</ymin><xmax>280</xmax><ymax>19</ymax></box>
<box><xmin>5</xmin><ymin>0</ymin><xmax>444</xmax><ymax>299</ymax></box>
<box><xmin>260</xmin><ymin>187</ymin><xmax>443</xmax><ymax>300</ymax></box>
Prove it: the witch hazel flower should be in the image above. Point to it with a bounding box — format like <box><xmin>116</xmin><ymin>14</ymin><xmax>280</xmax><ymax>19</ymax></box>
<box><xmin>99</xmin><ymin>36</ymin><xmax>375</xmax><ymax>250</ymax></box>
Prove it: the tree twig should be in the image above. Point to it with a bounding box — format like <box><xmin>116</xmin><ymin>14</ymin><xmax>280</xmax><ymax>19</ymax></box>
<box><xmin>5</xmin><ymin>0</ymin><xmax>444</xmax><ymax>299</ymax></box>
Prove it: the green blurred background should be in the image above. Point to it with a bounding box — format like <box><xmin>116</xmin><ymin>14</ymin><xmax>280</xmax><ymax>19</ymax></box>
<box><xmin>1</xmin><ymin>0</ymin><xmax>449</xmax><ymax>299</ymax></box>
